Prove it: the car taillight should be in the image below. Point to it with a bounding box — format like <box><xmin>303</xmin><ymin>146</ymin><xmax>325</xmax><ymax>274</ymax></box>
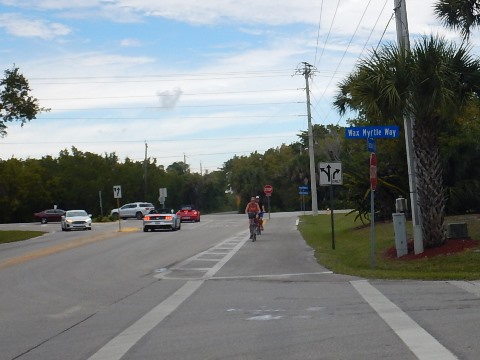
<box><xmin>165</xmin><ymin>216</ymin><xmax>172</xmax><ymax>220</ymax></box>
<box><xmin>144</xmin><ymin>216</ymin><xmax>151</xmax><ymax>220</ymax></box>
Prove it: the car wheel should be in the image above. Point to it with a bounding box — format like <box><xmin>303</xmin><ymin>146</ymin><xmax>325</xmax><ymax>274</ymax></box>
<box><xmin>112</xmin><ymin>212</ymin><xmax>119</xmax><ymax>220</ymax></box>
<box><xmin>136</xmin><ymin>212</ymin><xmax>143</xmax><ymax>220</ymax></box>
<box><xmin>143</xmin><ymin>227</ymin><xmax>148</xmax><ymax>232</ymax></box>
<box><xmin>41</xmin><ymin>218</ymin><xmax>48</xmax><ymax>224</ymax></box>
<box><xmin>196</xmin><ymin>217</ymin><xmax>200</xmax><ymax>222</ymax></box>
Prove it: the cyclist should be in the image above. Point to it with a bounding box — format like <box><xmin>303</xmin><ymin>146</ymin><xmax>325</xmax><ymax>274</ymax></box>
<box><xmin>255</xmin><ymin>195</ymin><xmax>265</xmax><ymax>231</ymax></box>
<box><xmin>245</xmin><ymin>196</ymin><xmax>261</xmax><ymax>239</ymax></box>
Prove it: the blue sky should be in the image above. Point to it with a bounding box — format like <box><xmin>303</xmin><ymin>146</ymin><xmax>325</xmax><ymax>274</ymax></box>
<box><xmin>0</xmin><ymin>0</ymin><xmax>467</xmax><ymax>173</ymax></box>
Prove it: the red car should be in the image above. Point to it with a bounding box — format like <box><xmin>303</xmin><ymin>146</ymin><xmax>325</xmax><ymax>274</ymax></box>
<box><xmin>176</xmin><ymin>205</ymin><xmax>200</xmax><ymax>222</ymax></box>
<box><xmin>34</xmin><ymin>208</ymin><xmax>66</xmax><ymax>224</ymax></box>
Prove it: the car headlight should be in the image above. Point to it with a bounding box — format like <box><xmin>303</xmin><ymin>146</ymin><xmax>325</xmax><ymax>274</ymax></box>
<box><xmin>66</xmin><ymin>219</ymin><xmax>73</xmax><ymax>223</ymax></box>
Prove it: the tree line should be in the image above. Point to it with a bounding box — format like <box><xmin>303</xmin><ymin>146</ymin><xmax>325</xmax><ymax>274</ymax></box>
<box><xmin>3</xmin><ymin>0</ymin><xmax>480</xmax><ymax>249</ymax></box>
<box><xmin>1</xmin><ymin>115</ymin><xmax>479</xmax><ymax>225</ymax></box>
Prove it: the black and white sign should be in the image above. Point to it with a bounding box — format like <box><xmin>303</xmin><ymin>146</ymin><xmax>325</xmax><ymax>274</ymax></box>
<box><xmin>319</xmin><ymin>162</ymin><xmax>343</xmax><ymax>186</ymax></box>
<box><xmin>113</xmin><ymin>185</ymin><xmax>122</xmax><ymax>199</ymax></box>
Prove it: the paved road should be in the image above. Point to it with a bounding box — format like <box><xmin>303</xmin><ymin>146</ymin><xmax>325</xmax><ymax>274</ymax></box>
<box><xmin>1</xmin><ymin>213</ymin><xmax>479</xmax><ymax>359</ymax></box>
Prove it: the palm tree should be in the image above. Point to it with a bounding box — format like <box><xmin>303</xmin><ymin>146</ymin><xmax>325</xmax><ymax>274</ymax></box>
<box><xmin>434</xmin><ymin>0</ymin><xmax>480</xmax><ymax>39</ymax></box>
<box><xmin>334</xmin><ymin>35</ymin><xmax>480</xmax><ymax>248</ymax></box>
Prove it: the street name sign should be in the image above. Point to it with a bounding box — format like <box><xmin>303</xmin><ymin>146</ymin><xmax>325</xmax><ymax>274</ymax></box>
<box><xmin>345</xmin><ymin>125</ymin><xmax>400</xmax><ymax>139</ymax></box>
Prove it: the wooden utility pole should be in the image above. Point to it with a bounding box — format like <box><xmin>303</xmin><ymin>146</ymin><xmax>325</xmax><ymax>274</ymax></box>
<box><xmin>144</xmin><ymin>141</ymin><xmax>148</xmax><ymax>200</ymax></box>
<box><xmin>394</xmin><ymin>0</ymin><xmax>423</xmax><ymax>254</ymax></box>
<box><xmin>298</xmin><ymin>62</ymin><xmax>318</xmax><ymax>216</ymax></box>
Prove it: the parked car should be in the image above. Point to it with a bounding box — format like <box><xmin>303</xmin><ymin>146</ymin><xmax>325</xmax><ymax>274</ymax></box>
<box><xmin>176</xmin><ymin>205</ymin><xmax>200</xmax><ymax>222</ymax></box>
<box><xmin>143</xmin><ymin>209</ymin><xmax>181</xmax><ymax>232</ymax></box>
<box><xmin>111</xmin><ymin>202</ymin><xmax>155</xmax><ymax>220</ymax></box>
<box><xmin>34</xmin><ymin>208</ymin><xmax>66</xmax><ymax>224</ymax></box>
<box><xmin>61</xmin><ymin>210</ymin><xmax>92</xmax><ymax>231</ymax></box>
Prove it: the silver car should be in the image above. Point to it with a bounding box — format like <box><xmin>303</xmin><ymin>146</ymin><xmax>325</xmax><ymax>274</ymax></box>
<box><xmin>143</xmin><ymin>209</ymin><xmax>181</xmax><ymax>232</ymax></box>
<box><xmin>111</xmin><ymin>202</ymin><xmax>155</xmax><ymax>220</ymax></box>
<box><xmin>61</xmin><ymin>210</ymin><xmax>92</xmax><ymax>231</ymax></box>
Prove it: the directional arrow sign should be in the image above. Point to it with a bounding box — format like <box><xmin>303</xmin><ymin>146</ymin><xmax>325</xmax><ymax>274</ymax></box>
<box><xmin>319</xmin><ymin>162</ymin><xmax>342</xmax><ymax>186</ymax></box>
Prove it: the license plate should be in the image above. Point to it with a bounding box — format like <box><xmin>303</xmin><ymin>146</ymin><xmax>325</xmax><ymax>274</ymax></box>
<box><xmin>183</xmin><ymin>216</ymin><xmax>190</xmax><ymax>219</ymax></box>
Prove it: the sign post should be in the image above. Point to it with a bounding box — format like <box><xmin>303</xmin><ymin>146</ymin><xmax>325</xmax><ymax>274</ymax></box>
<box><xmin>319</xmin><ymin>162</ymin><xmax>343</xmax><ymax>250</ymax></box>
<box><xmin>370</xmin><ymin>153</ymin><xmax>377</xmax><ymax>269</ymax></box>
<box><xmin>264</xmin><ymin>185</ymin><xmax>273</xmax><ymax>219</ymax></box>
<box><xmin>113</xmin><ymin>185</ymin><xmax>122</xmax><ymax>232</ymax></box>
<box><xmin>159</xmin><ymin>187</ymin><xmax>167</xmax><ymax>208</ymax></box>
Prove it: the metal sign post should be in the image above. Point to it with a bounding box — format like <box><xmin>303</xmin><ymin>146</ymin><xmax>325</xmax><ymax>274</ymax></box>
<box><xmin>370</xmin><ymin>153</ymin><xmax>377</xmax><ymax>269</ymax></box>
<box><xmin>264</xmin><ymin>185</ymin><xmax>273</xmax><ymax>219</ymax></box>
<box><xmin>319</xmin><ymin>162</ymin><xmax>342</xmax><ymax>250</ymax></box>
<box><xmin>298</xmin><ymin>186</ymin><xmax>309</xmax><ymax>215</ymax></box>
<box><xmin>113</xmin><ymin>185</ymin><xmax>122</xmax><ymax>232</ymax></box>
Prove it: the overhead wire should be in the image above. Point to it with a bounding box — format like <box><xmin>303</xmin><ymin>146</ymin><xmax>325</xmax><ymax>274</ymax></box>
<box><xmin>310</xmin><ymin>0</ymin><xmax>393</xmax><ymax>126</ymax></box>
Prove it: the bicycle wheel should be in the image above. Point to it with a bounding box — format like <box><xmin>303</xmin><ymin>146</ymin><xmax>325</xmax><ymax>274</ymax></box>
<box><xmin>252</xmin><ymin>225</ymin><xmax>256</xmax><ymax>242</ymax></box>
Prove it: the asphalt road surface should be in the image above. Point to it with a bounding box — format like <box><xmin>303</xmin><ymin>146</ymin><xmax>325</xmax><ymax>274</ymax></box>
<box><xmin>0</xmin><ymin>213</ymin><xmax>479</xmax><ymax>360</ymax></box>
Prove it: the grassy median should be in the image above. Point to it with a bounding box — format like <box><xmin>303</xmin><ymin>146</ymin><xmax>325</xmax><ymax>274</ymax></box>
<box><xmin>0</xmin><ymin>230</ymin><xmax>47</xmax><ymax>244</ymax></box>
<box><xmin>298</xmin><ymin>212</ymin><xmax>480</xmax><ymax>280</ymax></box>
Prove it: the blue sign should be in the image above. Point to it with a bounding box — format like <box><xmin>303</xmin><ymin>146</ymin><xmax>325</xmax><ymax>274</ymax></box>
<box><xmin>345</xmin><ymin>126</ymin><xmax>400</xmax><ymax>139</ymax></box>
<box><xmin>367</xmin><ymin>138</ymin><xmax>376</xmax><ymax>152</ymax></box>
<box><xmin>298</xmin><ymin>186</ymin><xmax>309</xmax><ymax>195</ymax></box>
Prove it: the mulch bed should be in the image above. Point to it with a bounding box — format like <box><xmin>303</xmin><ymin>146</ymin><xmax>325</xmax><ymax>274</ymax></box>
<box><xmin>383</xmin><ymin>238</ymin><xmax>480</xmax><ymax>260</ymax></box>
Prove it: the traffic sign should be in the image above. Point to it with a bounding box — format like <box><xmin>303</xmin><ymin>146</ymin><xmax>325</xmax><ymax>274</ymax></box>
<box><xmin>367</xmin><ymin>138</ymin><xmax>376</xmax><ymax>152</ymax></box>
<box><xmin>319</xmin><ymin>162</ymin><xmax>343</xmax><ymax>186</ymax></box>
<box><xmin>264</xmin><ymin>184</ymin><xmax>273</xmax><ymax>196</ymax></box>
<box><xmin>370</xmin><ymin>153</ymin><xmax>377</xmax><ymax>191</ymax></box>
<box><xmin>345</xmin><ymin>125</ymin><xmax>399</xmax><ymax>139</ymax></box>
<box><xmin>113</xmin><ymin>185</ymin><xmax>122</xmax><ymax>199</ymax></box>
<box><xmin>298</xmin><ymin>185</ymin><xmax>309</xmax><ymax>195</ymax></box>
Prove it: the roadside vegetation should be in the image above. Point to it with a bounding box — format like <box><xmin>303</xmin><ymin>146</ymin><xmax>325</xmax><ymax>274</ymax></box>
<box><xmin>298</xmin><ymin>213</ymin><xmax>480</xmax><ymax>280</ymax></box>
<box><xmin>0</xmin><ymin>230</ymin><xmax>46</xmax><ymax>244</ymax></box>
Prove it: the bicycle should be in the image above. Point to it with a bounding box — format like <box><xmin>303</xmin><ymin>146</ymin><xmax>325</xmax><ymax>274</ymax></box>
<box><xmin>249</xmin><ymin>217</ymin><xmax>258</xmax><ymax>242</ymax></box>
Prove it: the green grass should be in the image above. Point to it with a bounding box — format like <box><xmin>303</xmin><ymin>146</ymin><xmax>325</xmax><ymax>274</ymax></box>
<box><xmin>0</xmin><ymin>230</ymin><xmax>47</xmax><ymax>244</ymax></box>
<box><xmin>298</xmin><ymin>213</ymin><xmax>480</xmax><ymax>280</ymax></box>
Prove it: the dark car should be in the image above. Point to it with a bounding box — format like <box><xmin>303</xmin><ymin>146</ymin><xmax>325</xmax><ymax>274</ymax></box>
<box><xmin>176</xmin><ymin>205</ymin><xmax>200</xmax><ymax>222</ymax></box>
<box><xmin>34</xmin><ymin>208</ymin><xmax>66</xmax><ymax>224</ymax></box>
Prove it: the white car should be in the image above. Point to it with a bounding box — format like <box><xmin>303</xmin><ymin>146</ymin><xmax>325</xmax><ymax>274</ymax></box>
<box><xmin>111</xmin><ymin>202</ymin><xmax>155</xmax><ymax>220</ymax></box>
<box><xmin>143</xmin><ymin>209</ymin><xmax>181</xmax><ymax>232</ymax></box>
<box><xmin>61</xmin><ymin>210</ymin><xmax>92</xmax><ymax>231</ymax></box>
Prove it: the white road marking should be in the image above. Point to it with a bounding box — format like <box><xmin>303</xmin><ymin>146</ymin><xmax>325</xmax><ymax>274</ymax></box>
<box><xmin>449</xmin><ymin>281</ymin><xmax>480</xmax><ymax>297</ymax></box>
<box><xmin>88</xmin><ymin>233</ymin><xmax>249</xmax><ymax>360</ymax></box>
<box><xmin>351</xmin><ymin>280</ymin><xmax>458</xmax><ymax>360</ymax></box>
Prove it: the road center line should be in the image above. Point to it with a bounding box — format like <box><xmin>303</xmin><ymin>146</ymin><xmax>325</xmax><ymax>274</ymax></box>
<box><xmin>351</xmin><ymin>280</ymin><xmax>458</xmax><ymax>360</ymax></box>
<box><xmin>88</xmin><ymin>233</ymin><xmax>249</xmax><ymax>360</ymax></box>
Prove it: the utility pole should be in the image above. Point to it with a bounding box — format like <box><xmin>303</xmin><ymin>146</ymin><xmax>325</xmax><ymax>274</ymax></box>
<box><xmin>394</xmin><ymin>0</ymin><xmax>423</xmax><ymax>254</ymax></box>
<box><xmin>297</xmin><ymin>62</ymin><xmax>318</xmax><ymax>216</ymax></box>
<box><xmin>144</xmin><ymin>141</ymin><xmax>148</xmax><ymax>200</ymax></box>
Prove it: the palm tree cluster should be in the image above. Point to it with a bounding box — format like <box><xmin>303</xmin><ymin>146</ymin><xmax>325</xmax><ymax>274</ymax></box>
<box><xmin>334</xmin><ymin>2</ymin><xmax>480</xmax><ymax>248</ymax></box>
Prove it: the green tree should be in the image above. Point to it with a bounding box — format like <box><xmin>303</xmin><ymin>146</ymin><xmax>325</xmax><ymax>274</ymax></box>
<box><xmin>434</xmin><ymin>0</ymin><xmax>480</xmax><ymax>39</ymax></box>
<box><xmin>334</xmin><ymin>35</ymin><xmax>480</xmax><ymax>248</ymax></box>
<box><xmin>0</xmin><ymin>67</ymin><xmax>49</xmax><ymax>136</ymax></box>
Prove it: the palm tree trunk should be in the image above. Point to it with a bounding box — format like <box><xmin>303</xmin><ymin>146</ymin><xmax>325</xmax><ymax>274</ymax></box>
<box><xmin>413</xmin><ymin>120</ymin><xmax>447</xmax><ymax>248</ymax></box>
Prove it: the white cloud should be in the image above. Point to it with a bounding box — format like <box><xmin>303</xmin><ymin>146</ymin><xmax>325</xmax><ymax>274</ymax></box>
<box><xmin>0</xmin><ymin>13</ymin><xmax>71</xmax><ymax>39</ymax></box>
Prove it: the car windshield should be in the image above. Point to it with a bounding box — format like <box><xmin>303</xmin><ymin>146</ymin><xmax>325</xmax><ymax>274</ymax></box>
<box><xmin>66</xmin><ymin>211</ymin><xmax>88</xmax><ymax>217</ymax></box>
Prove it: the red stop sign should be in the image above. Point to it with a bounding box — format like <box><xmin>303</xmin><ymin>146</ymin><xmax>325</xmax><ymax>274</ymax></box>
<box><xmin>264</xmin><ymin>184</ymin><xmax>273</xmax><ymax>196</ymax></box>
<box><xmin>370</xmin><ymin>153</ymin><xmax>377</xmax><ymax>191</ymax></box>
